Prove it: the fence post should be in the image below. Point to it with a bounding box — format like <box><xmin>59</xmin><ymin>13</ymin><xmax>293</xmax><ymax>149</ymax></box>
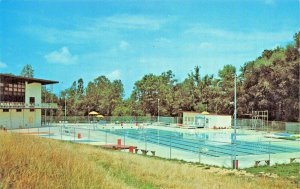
<box><xmin>198</xmin><ymin>139</ymin><xmax>201</xmax><ymax>163</ymax></box>
<box><xmin>73</xmin><ymin>127</ymin><xmax>75</xmax><ymax>142</ymax></box>
<box><xmin>105</xmin><ymin>129</ymin><xmax>107</xmax><ymax>144</ymax></box>
<box><xmin>230</xmin><ymin>140</ymin><xmax>233</xmax><ymax>169</ymax></box>
<box><xmin>48</xmin><ymin>126</ymin><xmax>50</xmax><ymax>138</ymax></box>
<box><xmin>124</xmin><ymin>131</ymin><xmax>126</xmax><ymax>146</ymax></box>
<box><xmin>144</xmin><ymin>131</ymin><xmax>147</xmax><ymax>151</ymax></box>
<box><xmin>268</xmin><ymin>140</ymin><xmax>271</xmax><ymax>166</ymax></box>
<box><xmin>169</xmin><ymin>134</ymin><xmax>172</xmax><ymax>159</ymax></box>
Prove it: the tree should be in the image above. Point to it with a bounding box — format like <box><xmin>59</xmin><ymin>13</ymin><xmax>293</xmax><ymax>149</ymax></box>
<box><xmin>294</xmin><ymin>31</ymin><xmax>300</xmax><ymax>49</ymax></box>
<box><xmin>20</xmin><ymin>64</ymin><xmax>34</xmax><ymax>78</ymax></box>
<box><xmin>214</xmin><ymin>65</ymin><xmax>236</xmax><ymax>114</ymax></box>
<box><xmin>131</xmin><ymin>70</ymin><xmax>178</xmax><ymax>116</ymax></box>
<box><xmin>285</xmin><ymin>45</ymin><xmax>299</xmax><ymax>62</ymax></box>
<box><xmin>262</xmin><ymin>49</ymin><xmax>273</xmax><ymax>59</ymax></box>
<box><xmin>239</xmin><ymin>43</ymin><xmax>299</xmax><ymax>121</ymax></box>
<box><xmin>84</xmin><ymin>76</ymin><xmax>124</xmax><ymax>116</ymax></box>
<box><xmin>77</xmin><ymin>78</ymin><xmax>84</xmax><ymax>99</ymax></box>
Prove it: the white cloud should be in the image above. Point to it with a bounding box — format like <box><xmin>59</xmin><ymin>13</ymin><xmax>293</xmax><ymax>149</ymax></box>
<box><xmin>45</xmin><ymin>47</ymin><xmax>78</xmax><ymax>65</ymax></box>
<box><xmin>0</xmin><ymin>61</ymin><xmax>7</xmax><ymax>68</ymax></box>
<box><xmin>103</xmin><ymin>14</ymin><xmax>165</xmax><ymax>31</ymax></box>
<box><xmin>25</xmin><ymin>15</ymin><xmax>170</xmax><ymax>44</ymax></box>
<box><xmin>107</xmin><ymin>70</ymin><xmax>121</xmax><ymax>80</ymax></box>
<box><xmin>119</xmin><ymin>40</ymin><xmax>130</xmax><ymax>50</ymax></box>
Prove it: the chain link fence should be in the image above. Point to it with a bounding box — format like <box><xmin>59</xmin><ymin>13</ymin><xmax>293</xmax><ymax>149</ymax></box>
<box><xmin>9</xmin><ymin>124</ymin><xmax>300</xmax><ymax>169</ymax></box>
<box><xmin>42</xmin><ymin>115</ymin><xmax>183</xmax><ymax>125</ymax></box>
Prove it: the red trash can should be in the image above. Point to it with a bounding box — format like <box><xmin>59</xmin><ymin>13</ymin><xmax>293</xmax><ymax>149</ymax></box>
<box><xmin>117</xmin><ymin>138</ymin><xmax>121</xmax><ymax>145</ymax></box>
<box><xmin>77</xmin><ymin>133</ymin><xmax>81</xmax><ymax>139</ymax></box>
<box><xmin>232</xmin><ymin>160</ymin><xmax>238</xmax><ymax>169</ymax></box>
<box><xmin>129</xmin><ymin>146</ymin><xmax>134</xmax><ymax>153</ymax></box>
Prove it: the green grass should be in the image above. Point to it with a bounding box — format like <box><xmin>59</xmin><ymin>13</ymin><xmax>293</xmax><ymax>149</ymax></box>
<box><xmin>245</xmin><ymin>163</ymin><xmax>300</xmax><ymax>185</ymax></box>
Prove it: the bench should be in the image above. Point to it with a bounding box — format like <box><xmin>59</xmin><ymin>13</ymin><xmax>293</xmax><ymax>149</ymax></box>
<box><xmin>150</xmin><ymin>151</ymin><xmax>156</xmax><ymax>156</ymax></box>
<box><xmin>141</xmin><ymin>149</ymin><xmax>149</xmax><ymax>155</ymax></box>
<box><xmin>134</xmin><ymin>149</ymin><xmax>156</xmax><ymax>156</ymax></box>
<box><xmin>112</xmin><ymin>146</ymin><xmax>122</xmax><ymax>150</ymax></box>
<box><xmin>290</xmin><ymin>157</ymin><xmax>300</xmax><ymax>163</ymax></box>
<box><xmin>255</xmin><ymin>160</ymin><xmax>270</xmax><ymax>166</ymax></box>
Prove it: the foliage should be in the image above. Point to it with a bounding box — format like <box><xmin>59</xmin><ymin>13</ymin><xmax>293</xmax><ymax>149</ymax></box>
<box><xmin>58</xmin><ymin>76</ymin><xmax>124</xmax><ymax>116</ymax></box>
<box><xmin>20</xmin><ymin>64</ymin><xmax>34</xmax><ymax>78</ymax></box>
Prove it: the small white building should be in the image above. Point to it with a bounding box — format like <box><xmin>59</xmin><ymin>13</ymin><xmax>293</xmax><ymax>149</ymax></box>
<box><xmin>0</xmin><ymin>74</ymin><xmax>58</xmax><ymax>129</ymax></box>
<box><xmin>181</xmin><ymin>111</ymin><xmax>232</xmax><ymax>128</ymax></box>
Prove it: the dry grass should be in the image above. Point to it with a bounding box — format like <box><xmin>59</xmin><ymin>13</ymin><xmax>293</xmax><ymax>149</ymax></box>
<box><xmin>0</xmin><ymin>132</ymin><xmax>298</xmax><ymax>189</ymax></box>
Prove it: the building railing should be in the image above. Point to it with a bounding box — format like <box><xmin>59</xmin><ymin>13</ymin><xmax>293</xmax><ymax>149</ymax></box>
<box><xmin>0</xmin><ymin>102</ymin><xmax>58</xmax><ymax>109</ymax></box>
<box><xmin>41</xmin><ymin>103</ymin><xmax>58</xmax><ymax>109</ymax></box>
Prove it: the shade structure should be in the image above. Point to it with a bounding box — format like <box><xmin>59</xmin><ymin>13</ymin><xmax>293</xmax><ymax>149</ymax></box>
<box><xmin>96</xmin><ymin>115</ymin><xmax>104</xmax><ymax>118</ymax></box>
<box><xmin>89</xmin><ymin>111</ymin><xmax>99</xmax><ymax>115</ymax></box>
<box><xmin>201</xmin><ymin>111</ymin><xmax>210</xmax><ymax>115</ymax></box>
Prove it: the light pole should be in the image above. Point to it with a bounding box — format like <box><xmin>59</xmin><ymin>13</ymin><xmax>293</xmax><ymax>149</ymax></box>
<box><xmin>233</xmin><ymin>74</ymin><xmax>237</xmax><ymax>169</ymax></box>
<box><xmin>88</xmin><ymin>106</ymin><xmax>90</xmax><ymax>124</ymax></box>
<box><xmin>157</xmin><ymin>98</ymin><xmax>160</xmax><ymax>123</ymax></box>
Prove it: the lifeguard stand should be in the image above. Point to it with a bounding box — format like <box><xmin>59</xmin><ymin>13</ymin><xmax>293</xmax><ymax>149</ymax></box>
<box><xmin>251</xmin><ymin>110</ymin><xmax>268</xmax><ymax>130</ymax></box>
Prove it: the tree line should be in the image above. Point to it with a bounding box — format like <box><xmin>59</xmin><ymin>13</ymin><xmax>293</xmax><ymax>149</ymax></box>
<box><xmin>23</xmin><ymin>31</ymin><xmax>300</xmax><ymax>121</ymax></box>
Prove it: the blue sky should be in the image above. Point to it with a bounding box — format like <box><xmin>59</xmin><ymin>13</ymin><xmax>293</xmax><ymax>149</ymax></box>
<box><xmin>0</xmin><ymin>0</ymin><xmax>299</xmax><ymax>97</ymax></box>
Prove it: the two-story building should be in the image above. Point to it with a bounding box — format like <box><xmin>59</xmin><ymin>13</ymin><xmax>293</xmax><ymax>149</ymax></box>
<box><xmin>0</xmin><ymin>74</ymin><xmax>59</xmax><ymax>129</ymax></box>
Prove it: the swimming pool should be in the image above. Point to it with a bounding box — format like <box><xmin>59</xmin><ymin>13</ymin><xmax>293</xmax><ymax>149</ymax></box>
<box><xmin>102</xmin><ymin>128</ymin><xmax>300</xmax><ymax>157</ymax></box>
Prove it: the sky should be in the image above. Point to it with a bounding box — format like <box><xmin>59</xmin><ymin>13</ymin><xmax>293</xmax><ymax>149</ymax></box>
<box><xmin>0</xmin><ymin>0</ymin><xmax>299</xmax><ymax>97</ymax></box>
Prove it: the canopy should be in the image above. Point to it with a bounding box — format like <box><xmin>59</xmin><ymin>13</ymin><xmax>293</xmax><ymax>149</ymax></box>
<box><xmin>201</xmin><ymin>111</ymin><xmax>210</xmax><ymax>115</ymax></box>
<box><xmin>89</xmin><ymin>111</ymin><xmax>99</xmax><ymax>115</ymax></box>
<box><xmin>96</xmin><ymin>115</ymin><xmax>104</xmax><ymax>118</ymax></box>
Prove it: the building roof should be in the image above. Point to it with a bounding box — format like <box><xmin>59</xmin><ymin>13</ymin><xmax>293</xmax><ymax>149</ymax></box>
<box><xmin>0</xmin><ymin>74</ymin><xmax>59</xmax><ymax>85</ymax></box>
<box><xmin>181</xmin><ymin>111</ymin><xmax>231</xmax><ymax>116</ymax></box>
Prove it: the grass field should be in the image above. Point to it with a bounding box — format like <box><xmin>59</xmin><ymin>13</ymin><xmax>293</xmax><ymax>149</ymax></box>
<box><xmin>0</xmin><ymin>131</ymin><xmax>299</xmax><ymax>189</ymax></box>
<box><xmin>245</xmin><ymin>163</ymin><xmax>300</xmax><ymax>185</ymax></box>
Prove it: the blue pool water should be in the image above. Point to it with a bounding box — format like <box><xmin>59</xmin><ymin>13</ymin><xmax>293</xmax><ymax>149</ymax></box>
<box><xmin>102</xmin><ymin>128</ymin><xmax>300</xmax><ymax>157</ymax></box>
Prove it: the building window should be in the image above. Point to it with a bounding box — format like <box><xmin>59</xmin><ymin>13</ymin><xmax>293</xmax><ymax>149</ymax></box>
<box><xmin>3</xmin><ymin>109</ymin><xmax>9</xmax><ymax>112</ymax></box>
<box><xmin>0</xmin><ymin>78</ymin><xmax>25</xmax><ymax>102</ymax></box>
<box><xmin>30</xmin><ymin>97</ymin><xmax>35</xmax><ymax>104</ymax></box>
<box><xmin>30</xmin><ymin>109</ymin><xmax>35</xmax><ymax>112</ymax></box>
<box><xmin>16</xmin><ymin>109</ymin><xmax>22</xmax><ymax>112</ymax></box>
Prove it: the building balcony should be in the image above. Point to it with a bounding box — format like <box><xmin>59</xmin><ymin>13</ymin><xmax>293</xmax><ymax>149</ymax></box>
<box><xmin>0</xmin><ymin>102</ymin><xmax>58</xmax><ymax>109</ymax></box>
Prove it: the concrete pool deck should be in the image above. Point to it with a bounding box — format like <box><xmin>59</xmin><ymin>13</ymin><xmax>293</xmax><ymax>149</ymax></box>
<box><xmin>11</xmin><ymin>124</ymin><xmax>300</xmax><ymax>169</ymax></box>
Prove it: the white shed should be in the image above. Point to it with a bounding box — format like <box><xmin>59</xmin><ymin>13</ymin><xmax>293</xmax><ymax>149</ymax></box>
<box><xmin>195</xmin><ymin>114</ymin><xmax>232</xmax><ymax>128</ymax></box>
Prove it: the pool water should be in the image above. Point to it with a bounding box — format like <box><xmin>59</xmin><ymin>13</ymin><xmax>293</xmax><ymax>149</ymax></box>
<box><xmin>102</xmin><ymin>128</ymin><xmax>300</xmax><ymax>157</ymax></box>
